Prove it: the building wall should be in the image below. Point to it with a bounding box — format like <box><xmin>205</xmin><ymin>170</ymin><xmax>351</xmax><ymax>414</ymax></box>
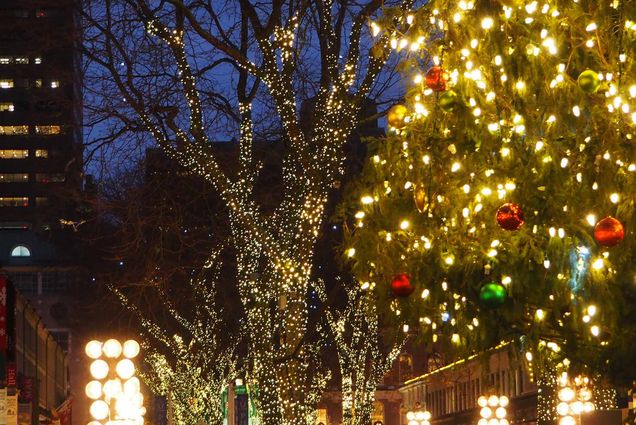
<box><xmin>400</xmin><ymin>349</ymin><xmax>537</xmax><ymax>425</ymax></box>
<box><xmin>12</xmin><ymin>282</ymin><xmax>69</xmax><ymax>418</ymax></box>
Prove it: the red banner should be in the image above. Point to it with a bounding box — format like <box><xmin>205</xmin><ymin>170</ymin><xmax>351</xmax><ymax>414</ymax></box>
<box><xmin>6</xmin><ymin>362</ymin><xmax>16</xmax><ymax>387</ymax></box>
<box><xmin>0</xmin><ymin>276</ymin><xmax>7</xmax><ymax>352</ymax></box>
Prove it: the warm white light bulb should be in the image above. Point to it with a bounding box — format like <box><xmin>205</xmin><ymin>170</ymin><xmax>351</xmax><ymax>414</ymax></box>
<box><xmin>85</xmin><ymin>341</ymin><xmax>103</xmax><ymax>359</ymax></box>
<box><xmin>123</xmin><ymin>340</ymin><xmax>140</xmax><ymax>359</ymax></box>
<box><xmin>103</xmin><ymin>339</ymin><xmax>122</xmax><ymax>359</ymax></box>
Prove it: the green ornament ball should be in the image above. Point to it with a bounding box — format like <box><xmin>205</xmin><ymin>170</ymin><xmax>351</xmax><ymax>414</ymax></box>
<box><xmin>577</xmin><ymin>70</ymin><xmax>601</xmax><ymax>94</ymax></box>
<box><xmin>438</xmin><ymin>90</ymin><xmax>459</xmax><ymax>112</ymax></box>
<box><xmin>479</xmin><ymin>282</ymin><xmax>507</xmax><ymax>308</ymax></box>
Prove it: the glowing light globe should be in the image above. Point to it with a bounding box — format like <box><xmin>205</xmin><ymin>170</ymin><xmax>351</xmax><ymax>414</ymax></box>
<box><xmin>90</xmin><ymin>400</ymin><xmax>109</xmax><ymax>420</ymax></box>
<box><xmin>116</xmin><ymin>359</ymin><xmax>135</xmax><ymax>379</ymax></box>
<box><xmin>559</xmin><ymin>416</ymin><xmax>576</xmax><ymax>425</ymax></box>
<box><xmin>406</xmin><ymin>412</ymin><xmax>415</xmax><ymax>421</ymax></box>
<box><xmin>480</xmin><ymin>407</ymin><xmax>492</xmax><ymax>419</ymax></box>
<box><xmin>115</xmin><ymin>397</ymin><xmax>135</xmax><ymax>418</ymax></box>
<box><xmin>85</xmin><ymin>381</ymin><xmax>102</xmax><ymax>399</ymax></box>
<box><xmin>499</xmin><ymin>396</ymin><xmax>509</xmax><ymax>407</ymax></box>
<box><xmin>103</xmin><ymin>379</ymin><xmax>123</xmax><ymax>399</ymax></box>
<box><xmin>422</xmin><ymin>411</ymin><xmax>431</xmax><ymax>421</ymax></box>
<box><xmin>124</xmin><ymin>377</ymin><xmax>141</xmax><ymax>396</ymax></box>
<box><xmin>488</xmin><ymin>395</ymin><xmax>499</xmax><ymax>407</ymax></box>
<box><xmin>557</xmin><ymin>402</ymin><xmax>570</xmax><ymax>416</ymax></box>
<box><xmin>496</xmin><ymin>407</ymin><xmax>507</xmax><ymax>419</ymax></box>
<box><xmin>478</xmin><ymin>420</ymin><xmax>488</xmax><ymax>425</ymax></box>
<box><xmin>488</xmin><ymin>419</ymin><xmax>498</xmax><ymax>425</ymax></box>
<box><xmin>90</xmin><ymin>360</ymin><xmax>109</xmax><ymax>380</ymax></box>
<box><xmin>87</xmin><ymin>421</ymin><xmax>102</xmax><ymax>425</ymax></box>
<box><xmin>85</xmin><ymin>341</ymin><xmax>103</xmax><ymax>359</ymax></box>
<box><xmin>123</xmin><ymin>340</ymin><xmax>140</xmax><ymax>359</ymax></box>
<box><xmin>478</xmin><ymin>396</ymin><xmax>488</xmax><ymax>407</ymax></box>
<box><xmin>103</xmin><ymin>339</ymin><xmax>122</xmax><ymax>358</ymax></box>
<box><xmin>415</xmin><ymin>412</ymin><xmax>425</xmax><ymax>421</ymax></box>
<box><xmin>558</xmin><ymin>387</ymin><xmax>575</xmax><ymax>402</ymax></box>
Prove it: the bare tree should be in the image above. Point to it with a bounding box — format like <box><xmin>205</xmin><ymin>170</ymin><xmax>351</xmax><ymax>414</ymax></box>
<box><xmin>112</xmin><ymin>248</ymin><xmax>239</xmax><ymax>425</ymax></box>
<box><xmin>315</xmin><ymin>279</ymin><xmax>406</xmax><ymax>425</ymax></box>
<box><xmin>81</xmin><ymin>1</ymin><xmax>413</xmax><ymax>423</ymax></box>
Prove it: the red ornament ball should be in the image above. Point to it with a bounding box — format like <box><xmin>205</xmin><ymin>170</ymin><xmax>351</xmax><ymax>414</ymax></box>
<box><xmin>425</xmin><ymin>66</ymin><xmax>448</xmax><ymax>92</ymax></box>
<box><xmin>391</xmin><ymin>273</ymin><xmax>414</xmax><ymax>297</ymax></box>
<box><xmin>496</xmin><ymin>203</ymin><xmax>525</xmax><ymax>231</ymax></box>
<box><xmin>594</xmin><ymin>216</ymin><xmax>625</xmax><ymax>247</ymax></box>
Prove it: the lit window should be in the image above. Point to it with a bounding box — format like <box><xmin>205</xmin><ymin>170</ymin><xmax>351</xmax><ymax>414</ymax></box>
<box><xmin>35</xmin><ymin>79</ymin><xmax>42</xmax><ymax>88</ymax></box>
<box><xmin>0</xmin><ymin>197</ymin><xmax>28</xmax><ymax>207</ymax></box>
<box><xmin>0</xmin><ymin>150</ymin><xmax>28</xmax><ymax>159</ymax></box>
<box><xmin>0</xmin><ymin>126</ymin><xmax>28</xmax><ymax>135</ymax></box>
<box><xmin>0</xmin><ymin>58</ymin><xmax>9</xmax><ymax>65</ymax></box>
<box><xmin>0</xmin><ymin>103</ymin><xmax>14</xmax><ymax>112</ymax></box>
<box><xmin>11</xmin><ymin>245</ymin><xmax>30</xmax><ymax>257</ymax></box>
<box><xmin>50</xmin><ymin>80</ymin><xmax>59</xmax><ymax>88</ymax></box>
<box><xmin>36</xmin><ymin>174</ymin><xmax>65</xmax><ymax>183</ymax></box>
<box><xmin>15</xmin><ymin>58</ymin><xmax>28</xmax><ymax>65</ymax></box>
<box><xmin>34</xmin><ymin>57</ymin><xmax>42</xmax><ymax>65</ymax></box>
<box><xmin>36</xmin><ymin>197</ymin><xmax>48</xmax><ymax>206</ymax></box>
<box><xmin>35</xmin><ymin>149</ymin><xmax>48</xmax><ymax>158</ymax></box>
<box><xmin>0</xmin><ymin>80</ymin><xmax>13</xmax><ymax>89</ymax></box>
<box><xmin>0</xmin><ymin>174</ymin><xmax>28</xmax><ymax>182</ymax></box>
<box><xmin>35</xmin><ymin>125</ymin><xmax>61</xmax><ymax>135</ymax></box>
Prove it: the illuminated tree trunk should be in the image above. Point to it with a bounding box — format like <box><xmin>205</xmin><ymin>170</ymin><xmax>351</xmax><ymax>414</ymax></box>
<box><xmin>82</xmin><ymin>1</ymin><xmax>414</xmax><ymax>424</ymax></box>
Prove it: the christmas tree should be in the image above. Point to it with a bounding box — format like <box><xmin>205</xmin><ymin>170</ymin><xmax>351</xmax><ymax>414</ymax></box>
<box><xmin>343</xmin><ymin>0</ymin><xmax>636</xmax><ymax>379</ymax></box>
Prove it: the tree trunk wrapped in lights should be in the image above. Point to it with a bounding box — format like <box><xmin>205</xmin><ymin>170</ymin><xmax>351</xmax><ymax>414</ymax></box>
<box><xmin>340</xmin><ymin>0</ymin><xmax>636</xmax><ymax>382</ymax></box>
<box><xmin>82</xmin><ymin>1</ymin><xmax>415</xmax><ymax>423</ymax></box>
<box><xmin>315</xmin><ymin>278</ymin><xmax>406</xmax><ymax>425</ymax></box>
<box><xmin>112</xmin><ymin>250</ymin><xmax>239</xmax><ymax>425</ymax></box>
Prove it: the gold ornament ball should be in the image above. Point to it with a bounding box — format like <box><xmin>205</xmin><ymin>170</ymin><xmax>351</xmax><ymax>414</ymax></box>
<box><xmin>439</xmin><ymin>90</ymin><xmax>459</xmax><ymax>112</ymax></box>
<box><xmin>578</xmin><ymin>70</ymin><xmax>601</xmax><ymax>94</ymax></box>
<box><xmin>387</xmin><ymin>104</ymin><xmax>409</xmax><ymax>129</ymax></box>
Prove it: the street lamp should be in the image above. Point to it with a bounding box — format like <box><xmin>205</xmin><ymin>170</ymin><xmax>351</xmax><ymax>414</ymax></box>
<box><xmin>85</xmin><ymin>339</ymin><xmax>144</xmax><ymax>425</ymax></box>
<box><xmin>406</xmin><ymin>404</ymin><xmax>431</xmax><ymax>425</ymax></box>
<box><xmin>477</xmin><ymin>394</ymin><xmax>509</xmax><ymax>425</ymax></box>
<box><xmin>557</xmin><ymin>373</ymin><xmax>595</xmax><ymax>425</ymax></box>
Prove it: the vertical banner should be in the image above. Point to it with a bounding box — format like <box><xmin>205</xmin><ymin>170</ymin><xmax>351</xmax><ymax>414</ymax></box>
<box><xmin>0</xmin><ymin>388</ymin><xmax>7</xmax><ymax>425</ymax></box>
<box><xmin>6</xmin><ymin>395</ymin><xmax>16</xmax><ymax>425</ymax></box>
<box><xmin>6</xmin><ymin>363</ymin><xmax>16</xmax><ymax>388</ymax></box>
<box><xmin>0</xmin><ymin>276</ymin><xmax>7</xmax><ymax>353</ymax></box>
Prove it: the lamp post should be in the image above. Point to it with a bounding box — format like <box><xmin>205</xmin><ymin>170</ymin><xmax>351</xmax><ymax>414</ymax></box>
<box><xmin>406</xmin><ymin>404</ymin><xmax>431</xmax><ymax>425</ymax></box>
<box><xmin>477</xmin><ymin>394</ymin><xmax>509</xmax><ymax>425</ymax></box>
<box><xmin>85</xmin><ymin>339</ymin><xmax>145</xmax><ymax>425</ymax></box>
<box><xmin>556</xmin><ymin>373</ymin><xmax>595</xmax><ymax>425</ymax></box>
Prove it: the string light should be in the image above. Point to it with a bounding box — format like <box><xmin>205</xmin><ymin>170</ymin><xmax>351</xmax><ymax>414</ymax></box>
<box><xmin>344</xmin><ymin>0</ymin><xmax>636</xmax><ymax>388</ymax></box>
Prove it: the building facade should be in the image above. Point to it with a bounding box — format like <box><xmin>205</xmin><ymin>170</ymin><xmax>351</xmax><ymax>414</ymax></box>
<box><xmin>2</xmin><ymin>276</ymin><xmax>70</xmax><ymax>425</ymax></box>
<box><xmin>399</xmin><ymin>349</ymin><xmax>624</xmax><ymax>425</ymax></box>
<box><xmin>0</xmin><ymin>0</ymin><xmax>82</xmax><ymax>224</ymax></box>
<box><xmin>0</xmin><ymin>4</ymin><xmax>85</xmax><ymax>425</ymax></box>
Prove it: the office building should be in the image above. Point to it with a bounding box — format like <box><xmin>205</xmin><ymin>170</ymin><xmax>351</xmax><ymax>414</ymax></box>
<box><xmin>0</xmin><ymin>0</ymin><xmax>82</xmax><ymax>224</ymax></box>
